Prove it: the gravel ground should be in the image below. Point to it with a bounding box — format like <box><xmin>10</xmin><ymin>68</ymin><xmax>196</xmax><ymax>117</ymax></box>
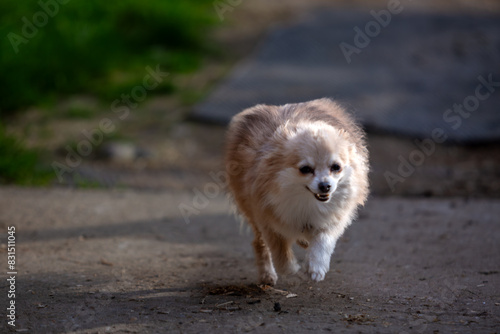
<box><xmin>0</xmin><ymin>187</ymin><xmax>499</xmax><ymax>333</ymax></box>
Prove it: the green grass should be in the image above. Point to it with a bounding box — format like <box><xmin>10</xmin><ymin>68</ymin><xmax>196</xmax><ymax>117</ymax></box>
<box><xmin>0</xmin><ymin>0</ymin><xmax>217</xmax><ymax>116</ymax></box>
<box><xmin>0</xmin><ymin>126</ymin><xmax>53</xmax><ymax>185</ymax></box>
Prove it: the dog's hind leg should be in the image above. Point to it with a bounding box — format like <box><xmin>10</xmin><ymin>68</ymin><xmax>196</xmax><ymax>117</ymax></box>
<box><xmin>252</xmin><ymin>227</ymin><xmax>278</xmax><ymax>285</ymax></box>
<box><xmin>263</xmin><ymin>228</ymin><xmax>300</xmax><ymax>276</ymax></box>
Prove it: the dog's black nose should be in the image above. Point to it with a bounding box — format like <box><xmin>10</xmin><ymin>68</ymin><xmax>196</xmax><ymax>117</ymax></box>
<box><xmin>318</xmin><ymin>182</ymin><xmax>331</xmax><ymax>193</ymax></box>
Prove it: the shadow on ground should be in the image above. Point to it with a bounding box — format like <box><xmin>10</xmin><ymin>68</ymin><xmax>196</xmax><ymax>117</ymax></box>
<box><xmin>1</xmin><ymin>188</ymin><xmax>498</xmax><ymax>333</ymax></box>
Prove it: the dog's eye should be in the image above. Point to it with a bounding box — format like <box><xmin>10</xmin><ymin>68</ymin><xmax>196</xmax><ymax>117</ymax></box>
<box><xmin>331</xmin><ymin>163</ymin><xmax>342</xmax><ymax>173</ymax></box>
<box><xmin>299</xmin><ymin>166</ymin><xmax>314</xmax><ymax>175</ymax></box>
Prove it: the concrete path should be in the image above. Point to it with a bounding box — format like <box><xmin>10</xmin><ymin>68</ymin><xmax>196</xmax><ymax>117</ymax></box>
<box><xmin>1</xmin><ymin>187</ymin><xmax>499</xmax><ymax>333</ymax></box>
<box><xmin>194</xmin><ymin>10</ymin><xmax>500</xmax><ymax>142</ymax></box>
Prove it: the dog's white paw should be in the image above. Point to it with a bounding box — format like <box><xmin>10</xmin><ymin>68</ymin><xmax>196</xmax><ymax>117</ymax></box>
<box><xmin>309</xmin><ymin>269</ymin><xmax>326</xmax><ymax>282</ymax></box>
<box><xmin>260</xmin><ymin>271</ymin><xmax>278</xmax><ymax>286</ymax></box>
<box><xmin>307</xmin><ymin>265</ymin><xmax>328</xmax><ymax>282</ymax></box>
<box><xmin>306</xmin><ymin>259</ymin><xmax>329</xmax><ymax>282</ymax></box>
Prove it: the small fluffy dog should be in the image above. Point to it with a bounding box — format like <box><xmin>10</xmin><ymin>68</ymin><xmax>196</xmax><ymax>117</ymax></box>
<box><xmin>225</xmin><ymin>98</ymin><xmax>369</xmax><ymax>285</ymax></box>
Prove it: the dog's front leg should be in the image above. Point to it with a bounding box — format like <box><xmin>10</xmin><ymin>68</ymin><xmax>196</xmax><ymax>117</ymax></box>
<box><xmin>306</xmin><ymin>231</ymin><xmax>337</xmax><ymax>282</ymax></box>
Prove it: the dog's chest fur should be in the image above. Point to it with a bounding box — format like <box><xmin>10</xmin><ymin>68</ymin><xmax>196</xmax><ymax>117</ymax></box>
<box><xmin>264</xmin><ymin>179</ymin><xmax>353</xmax><ymax>239</ymax></box>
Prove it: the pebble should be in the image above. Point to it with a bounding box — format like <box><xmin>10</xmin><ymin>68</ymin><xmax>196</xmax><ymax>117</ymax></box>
<box><xmin>99</xmin><ymin>142</ymin><xmax>152</xmax><ymax>162</ymax></box>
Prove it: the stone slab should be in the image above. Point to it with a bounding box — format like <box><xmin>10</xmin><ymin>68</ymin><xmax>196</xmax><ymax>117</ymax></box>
<box><xmin>194</xmin><ymin>10</ymin><xmax>500</xmax><ymax>142</ymax></box>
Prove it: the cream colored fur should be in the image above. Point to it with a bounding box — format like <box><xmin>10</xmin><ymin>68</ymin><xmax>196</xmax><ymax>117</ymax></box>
<box><xmin>225</xmin><ymin>98</ymin><xmax>369</xmax><ymax>285</ymax></box>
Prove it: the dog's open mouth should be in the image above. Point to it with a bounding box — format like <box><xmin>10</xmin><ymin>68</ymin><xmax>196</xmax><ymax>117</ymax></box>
<box><xmin>314</xmin><ymin>193</ymin><xmax>330</xmax><ymax>202</ymax></box>
<box><xmin>306</xmin><ymin>187</ymin><xmax>330</xmax><ymax>202</ymax></box>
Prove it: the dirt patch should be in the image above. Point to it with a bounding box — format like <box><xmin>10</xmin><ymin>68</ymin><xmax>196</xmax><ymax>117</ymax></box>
<box><xmin>1</xmin><ymin>188</ymin><xmax>499</xmax><ymax>333</ymax></box>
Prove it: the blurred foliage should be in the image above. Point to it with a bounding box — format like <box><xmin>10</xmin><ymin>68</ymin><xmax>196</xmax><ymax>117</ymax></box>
<box><xmin>0</xmin><ymin>0</ymin><xmax>217</xmax><ymax>116</ymax></box>
<box><xmin>0</xmin><ymin>126</ymin><xmax>52</xmax><ymax>185</ymax></box>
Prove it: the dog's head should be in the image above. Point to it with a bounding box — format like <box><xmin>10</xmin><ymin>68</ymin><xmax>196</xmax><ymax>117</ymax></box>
<box><xmin>276</xmin><ymin>122</ymin><xmax>355</xmax><ymax>204</ymax></box>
